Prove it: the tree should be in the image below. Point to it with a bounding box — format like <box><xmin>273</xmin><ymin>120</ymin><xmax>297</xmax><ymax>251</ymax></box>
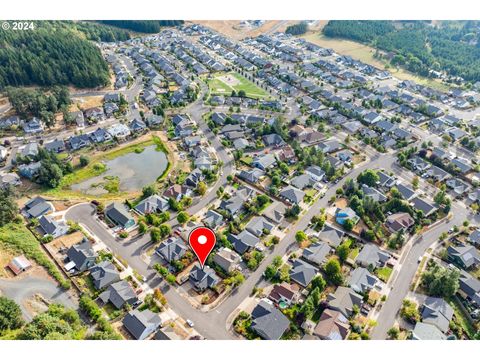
<box><xmin>0</xmin><ymin>296</ymin><xmax>23</xmax><ymax>333</ymax></box>
<box><xmin>342</xmin><ymin>218</ymin><xmax>355</xmax><ymax>232</ymax></box>
<box><xmin>311</xmin><ymin>275</ymin><xmax>326</xmax><ymax>292</ymax></box>
<box><xmin>336</xmin><ymin>242</ymin><xmax>350</xmax><ymax>263</ymax></box>
<box><xmin>412</xmin><ymin>176</ymin><xmax>419</xmax><ymax>190</ymax></box>
<box><xmin>79</xmin><ymin>155</ymin><xmax>90</xmax><ymax>167</ymax></box>
<box><xmin>159</xmin><ymin>223</ymin><xmax>171</xmax><ymax>238</ymax></box>
<box><xmin>165</xmin><ymin>274</ymin><xmax>176</xmax><ymax>285</ymax></box>
<box><xmin>264</xmin><ymin>265</ymin><xmax>277</xmax><ymax>280</ymax></box>
<box><xmin>150</xmin><ymin>227</ymin><xmax>161</xmax><ymax>243</ymax></box>
<box><xmin>196</xmin><ymin>181</ymin><xmax>207</xmax><ymax>196</ymax></box>
<box><xmin>324</xmin><ymin>258</ymin><xmax>344</xmax><ymax>285</ymax></box>
<box><xmin>138</xmin><ymin>221</ymin><xmax>148</xmax><ymax>234</ymax></box>
<box><xmin>387</xmin><ymin>327</ymin><xmax>399</xmax><ymax>339</ymax></box>
<box><xmin>421</xmin><ymin>262</ymin><xmax>460</xmax><ymax>298</ymax></box>
<box><xmin>0</xmin><ymin>187</ymin><xmax>19</xmax><ymax>227</ymax></box>
<box><xmin>400</xmin><ymin>299</ymin><xmax>420</xmax><ymax>323</ymax></box>
<box><xmin>357</xmin><ymin>169</ymin><xmax>379</xmax><ymax>187</ymax></box>
<box><xmin>142</xmin><ymin>184</ymin><xmax>157</xmax><ymax>198</ymax></box>
<box><xmin>177</xmin><ymin>211</ymin><xmax>189</xmax><ymax>225</ymax></box>
<box><xmin>295</xmin><ymin>231</ymin><xmax>308</xmax><ymax>244</ymax></box>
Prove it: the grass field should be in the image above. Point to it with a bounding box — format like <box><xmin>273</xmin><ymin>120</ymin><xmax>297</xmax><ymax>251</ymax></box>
<box><xmin>301</xmin><ymin>32</ymin><xmax>451</xmax><ymax>92</ymax></box>
<box><xmin>208</xmin><ymin>72</ymin><xmax>270</xmax><ymax>99</ymax></box>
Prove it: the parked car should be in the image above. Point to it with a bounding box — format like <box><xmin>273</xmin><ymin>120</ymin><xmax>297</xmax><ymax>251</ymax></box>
<box><xmin>186</xmin><ymin>319</ymin><xmax>195</xmax><ymax>327</ymax></box>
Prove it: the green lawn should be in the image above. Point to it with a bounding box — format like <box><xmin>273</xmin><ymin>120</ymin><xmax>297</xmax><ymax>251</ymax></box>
<box><xmin>375</xmin><ymin>266</ymin><xmax>393</xmax><ymax>282</ymax></box>
<box><xmin>208</xmin><ymin>72</ymin><xmax>270</xmax><ymax>99</ymax></box>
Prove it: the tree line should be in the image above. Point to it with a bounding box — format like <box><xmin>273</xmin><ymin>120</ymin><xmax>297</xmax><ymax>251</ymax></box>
<box><xmin>285</xmin><ymin>22</ymin><xmax>308</xmax><ymax>36</ymax></box>
<box><xmin>323</xmin><ymin>20</ymin><xmax>480</xmax><ymax>83</ymax></box>
<box><xmin>0</xmin><ymin>25</ymin><xmax>110</xmax><ymax>89</ymax></box>
<box><xmin>96</xmin><ymin>20</ymin><xmax>184</xmax><ymax>33</ymax></box>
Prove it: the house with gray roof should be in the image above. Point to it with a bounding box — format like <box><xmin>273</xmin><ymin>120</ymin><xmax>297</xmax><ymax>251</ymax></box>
<box><xmin>291</xmin><ymin>174</ymin><xmax>313</xmax><ymax>190</ymax></box>
<box><xmin>289</xmin><ymin>259</ymin><xmax>317</xmax><ymax>288</ymax></box>
<box><xmin>237</xmin><ymin>168</ymin><xmax>265</xmax><ymax>184</ymax></box>
<box><xmin>252</xmin><ymin>153</ymin><xmax>277</xmax><ymax>171</ymax></box>
<box><xmin>317</xmin><ymin>224</ymin><xmax>344</xmax><ymax>248</ymax></box>
<box><xmin>348</xmin><ymin>267</ymin><xmax>381</xmax><ymax>294</ymax></box>
<box><xmin>327</xmin><ymin>286</ymin><xmax>363</xmax><ymax>318</ymax></box>
<box><xmin>425</xmin><ymin>165</ymin><xmax>450</xmax><ymax>182</ymax></box>
<box><xmin>123</xmin><ymin>309</ymin><xmax>161</xmax><ymax>340</ymax></box>
<box><xmin>189</xmin><ymin>265</ymin><xmax>220</xmax><ymax>292</ymax></box>
<box><xmin>202</xmin><ymin>210</ymin><xmax>224</xmax><ymax>229</ymax></box>
<box><xmin>458</xmin><ymin>270</ymin><xmax>480</xmax><ymax>308</ymax></box>
<box><xmin>38</xmin><ymin>215</ymin><xmax>68</xmax><ymax>239</ymax></box>
<box><xmin>395</xmin><ymin>183</ymin><xmax>417</xmax><ymax>201</ymax></box>
<box><xmin>245</xmin><ymin>216</ymin><xmax>275</xmax><ymax>237</ymax></box>
<box><xmin>468</xmin><ymin>229</ymin><xmax>480</xmax><ymax>246</ymax></box>
<box><xmin>105</xmin><ymin>202</ymin><xmax>135</xmax><ymax>229</ymax></box>
<box><xmin>355</xmin><ymin>244</ymin><xmax>391</xmax><ymax>269</ymax></box>
<box><xmin>305</xmin><ymin>165</ymin><xmax>325</xmax><ymax>182</ymax></box>
<box><xmin>23</xmin><ymin>197</ymin><xmax>52</xmax><ymax>219</ymax></box>
<box><xmin>361</xmin><ymin>184</ymin><xmax>387</xmax><ymax>202</ymax></box>
<box><xmin>99</xmin><ymin>280</ymin><xmax>138</xmax><ymax>309</ymax></box>
<box><xmin>134</xmin><ymin>195</ymin><xmax>169</xmax><ymax>215</ymax></box>
<box><xmin>447</xmin><ymin>244</ymin><xmax>480</xmax><ymax>269</ymax></box>
<box><xmin>408</xmin><ymin>156</ymin><xmax>431</xmax><ymax>172</ymax></box>
<box><xmin>446</xmin><ymin>178</ymin><xmax>471</xmax><ymax>197</ymax></box>
<box><xmin>279</xmin><ymin>185</ymin><xmax>305</xmax><ymax>205</ymax></box>
<box><xmin>302</xmin><ymin>241</ymin><xmax>332</xmax><ymax>267</ymax></box>
<box><xmin>155</xmin><ymin>237</ymin><xmax>187</xmax><ymax>263</ymax></box>
<box><xmin>411</xmin><ymin>322</ymin><xmax>447</xmax><ymax>340</ymax></box>
<box><xmin>451</xmin><ymin>157</ymin><xmax>472</xmax><ymax>174</ymax></box>
<box><xmin>421</xmin><ymin>297</ymin><xmax>454</xmax><ymax>333</ymax></box>
<box><xmin>66</xmin><ymin>239</ymin><xmax>97</xmax><ymax>272</ymax></box>
<box><xmin>251</xmin><ymin>299</ymin><xmax>290</xmax><ymax>340</ymax></box>
<box><xmin>263</xmin><ymin>202</ymin><xmax>286</xmax><ymax>225</ymax></box>
<box><xmin>411</xmin><ymin>197</ymin><xmax>437</xmax><ymax>217</ymax></box>
<box><xmin>90</xmin><ymin>261</ymin><xmax>121</xmax><ymax>290</ymax></box>
<box><xmin>228</xmin><ymin>230</ymin><xmax>260</xmax><ymax>255</ymax></box>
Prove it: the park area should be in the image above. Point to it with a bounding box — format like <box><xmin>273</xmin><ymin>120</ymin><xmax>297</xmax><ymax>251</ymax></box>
<box><xmin>208</xmin><ymin>72</ymin><xmax>270</xmax><ymax>99</ymax></box>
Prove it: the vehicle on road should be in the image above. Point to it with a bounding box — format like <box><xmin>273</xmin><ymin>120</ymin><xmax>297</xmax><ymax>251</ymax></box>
<box><xmin>186</xmin><ymin>319</ymin><xmax>195</xmax><ymax>327</ymax></box>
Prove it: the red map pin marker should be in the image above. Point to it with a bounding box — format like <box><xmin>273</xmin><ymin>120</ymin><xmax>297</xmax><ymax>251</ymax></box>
<box><xmin>188</xmin><ymin>226</ymin><xmax>216</xmax><ymax>269</ymax></box>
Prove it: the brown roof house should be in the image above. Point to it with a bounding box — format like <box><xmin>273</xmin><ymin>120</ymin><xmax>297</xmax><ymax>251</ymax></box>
<box><xmin>313</xmin><ymin>309</ymin><xmax>350</xmax><ymax>340</ymax></box>
<box><xmin>268</xmin><ymin>282</ymin><xmax>300</xmax><ymax>306</ymax></box>
<box><xmin>386</xmin><ymin>212</ymin><xmax>415</xmax><ymax>233</ymax></box>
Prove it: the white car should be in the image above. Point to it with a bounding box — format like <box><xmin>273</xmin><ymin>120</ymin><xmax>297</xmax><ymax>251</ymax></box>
<box><xmin>186</xmin><ymin>319</ymin><xmax>195</xmax><ymax>327</ymax></box>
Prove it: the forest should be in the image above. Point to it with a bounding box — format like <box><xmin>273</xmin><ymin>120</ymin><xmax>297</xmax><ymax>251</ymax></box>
<box><xmin>96</xmin><ymin>20</ymin><xmax>184</xmax><ymax>33</ymax></box>
<box><xmin>0</xmin><ymin>23</ymin><xmax>110</xmax><ymax>89</ymax></box>
<box><xmin>323</xmin><ymin>20</ymin><xmax>480</xmax><ymax>83</ymax></box>
<box><xmin>286</xmin><ymin>22</ymin><xmax>308</xmax><ymax>36</ymax></box>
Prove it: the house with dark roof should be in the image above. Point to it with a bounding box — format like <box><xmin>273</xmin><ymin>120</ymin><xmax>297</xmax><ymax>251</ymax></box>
<box><xmin>38</xmin><ymin>215</ymin><xmax>68</xmax><ymax>239</ymax></box>
<box><xmin>99</xmin><ymin>280</ymin><xmax>138</xmax><ymax>309</ymax></box>
<box><xmin>411</xmin><ymin>197</ymin><xmax>438</xmax><ymax>217</ymax></box>
<box><xmin>327</xmin><ymin>286</ymin><xmax>363</xmax><ymax>318</ymax></box>
<box><xmin>23</xmin><ymin>197</ymin><xmax>52</xmax><ymax>219</ymax></box>
<box><xmin>123</xmin><ymin>309</ymin><xmax>161</xmax><ymax>340</ymax></box>
<box><xmin>105</xmin><ymin>202</ymin><xmax>135</xmax><ymax>229</ymax></box>
<box><xmin>189</xmin><ymin>265</ymin><xmax>220</xmax><ymax>292</ymax></box>
<box><xmin>237</xmin><ymin>168</ymin><xmax>265</xmax><ymax>184</ymax></box>
<box><xmin>447</xmin><ymin>245</ymin><xmax>480</xmax><ymax>269</ymax></box>
<box><xmin>421</xmin><ymin>297</ymin><xmax>454</xmax><ymax>333</ymax></box>
<box><xmin>252</xmin><ymin>153</ymin><xmax>277</xmax><ymax>171</ymax></box>
<box><xmin>355</xmin><ymin>244</ymin><xmax>391</xmax><ymax>269</ymax></box>
<box><xmin>228</xmin><ymin>230</ymin><xmax>260</xmax><ymax>255</ymax></box>
<box><xmin>317</xmin><ymin>225</ymin><xmax>344</xmax><ymax>248</ymax></box>
<box><xmin>44</xmin><ymin>139</ymin><xmax>66</xmax><ymax>153</ymax></box>
<box><xmin>66</xmin><ymin>239</ymin><xmax>97</xmax><ymax>272</ymax></box>
<box><xmin>361</xmin><ymin>184</ymin><xmax>387</xmax><ymax>202</ymax></box>
<box><xmin>251</xmin><ymin>299</ymin><xmax>290</xmax><ymax>340</ymax></box>
<box><xmin>245</xmin><ymin>216</ymin><xmax>275</xmax><ymax>237</ymax></box>
<box><xmin>268</xmin><ymin>283</ymin><xmax>299</xmax><ymax>306</ymax></box>
<box><xmin>289</xmin><ymin>259</ymin><xmax>317</xmax><ymax>288</ymax></box>
<box><xmin>411</xmin><ymin>322</ymin><xmax>447</xmax><ymax>340</ymax></box>
<box><xmin>219</xmin><ymin>187</ymin><xmax>255</xmax><ymax>215</ymax></box>
<box><xmin>468</xmin><ymin>230</ymin><xmax>480</xmax><ymax>246</ymax></box>
<box><xmin>202</xmin><ymin>210</ymin><xmax>224</xmax><ymax>229</ymax></box>
<box><xmin>279</xmin><ymin>185</ymin><xmax>305</xmax><ymax>205</ymax></box>
<box><xmin>386</xmin><ymin>212</ymin><xmax>415</xmax><ymax>233</ymax></box>
<box><xmin>90</xmin><ymin>261</ymin><xmax>121</xmax><ymax>290</ymax></box>
<box><xmin>155</xmin><ymin>237</ymin><xmax>187</xmax><ymax>263</ymax></box>
<box><xmin>263</xmin><ymin>202</ymin><xmax>286</xmax><ymax>225</ymax></box>
<box><xmin>395</xmin><ymin>183</ymin><xmax>417</xmax><ymax>201</ymax></box>
<box><xmin>348</xmin><ymin>267</ymin><xmax>381</xmax><ymax>294</ymax></box>
<box><xmin>458</xmin><ymin>270</ymin><xmax>480</xmax><ymax>308</ymax></box>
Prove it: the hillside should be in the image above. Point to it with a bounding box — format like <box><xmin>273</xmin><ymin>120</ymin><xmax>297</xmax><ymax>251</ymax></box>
<box><xmin>96</xmin><ymin>20</ymin><xmax>184</xmax><ymax>33</ymax></box>
<box><xmin>0</xmin><ymin>22</ymin><xmax>113</xmax><ymax>89</ymax></box>
<box><xmin>322</xmin><ymin>20</ymin><xmax>480</xmax><ymax>83</ymax></box>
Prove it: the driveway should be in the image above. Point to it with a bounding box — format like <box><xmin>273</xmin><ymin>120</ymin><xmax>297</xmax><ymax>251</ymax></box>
<box><xmin>0</xmin><ymin>276</ymin><xmax>78</xmax><ymax>322</ymax></box>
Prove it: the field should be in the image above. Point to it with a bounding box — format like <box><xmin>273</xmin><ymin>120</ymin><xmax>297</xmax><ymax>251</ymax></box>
<box><xmin>301</xmin><ymin>32</ymin><xmax>451</xmax><ymax>92</ymax></box>
<box><xmin>208</xmin><ymin>72</ymin><xmax>270</xmax><ymax>99</ymax></box>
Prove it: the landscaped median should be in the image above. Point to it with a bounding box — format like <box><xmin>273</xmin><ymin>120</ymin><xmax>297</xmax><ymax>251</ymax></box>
<box><xmin>41</xmin><ymin>134</ymin><xmax>172</xmax><ymax>200</ymax></box>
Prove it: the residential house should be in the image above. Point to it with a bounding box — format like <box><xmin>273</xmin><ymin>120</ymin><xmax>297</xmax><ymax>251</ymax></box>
<box><xmin>23</xmin><ymin>197</ymin><xmax>52</xmax><ymax>219</ymax></box>
<box><xmin>411</xmin><ymin>322</ymin><xmax>447</xmax><ymax>340</ymax></box>
<box><xmin>228</xmin><ymin>230</ymin><xmax>260</xmax><ymax>255</ymax></box>
<box><xmin>289</xmin><ymin>259</ymin><xmax>317</xmax><ymax>288</ymax></box>
<box><xmin>279</xmin><ymin>185</ymin><xmax>305</xmax><ymax>205</ymax></box>
<box><xmin>250</xmin><ymin>299</ymin><xmax>290</xmax><ymax>340</ymax></box>
<box><xmin>263</xmin><ymin>202</ymin><xmax>286</xmax><ymax>226</ymax></box>
<box><xmin>458</xmin><ymin>270</ymin><xmax>480</xmax><ymax>308</ymax></box>
<box><xmin>411</xmin><ymin>197</ymin><xmax>438</xmax><ymax>217</ymax></box>
<box><xmin>355</xmin><ymin>244</ymin><xmax>391</xmax><ymax>269</ymax></box>
<box><xmin>66</xmin><ymin>239</ymin><xmax>97</xmax><ymax>272</ymax></box>
<box><xmin>189</xmin><ymin>265</ymin><xmax>220</xmax><ymax>292</ymax></box>
<box><xmin>313</xmin><ymin>309</ymin><xmax>350</xmax><ymax>340</ymax></box>
<box><xmin>447</xmin><ymin>245</ymin><xmax>480</xmax><ymax>269</ymax></box>
<box><xmin>213</xmin><ymin>247</ymin><xmax>242</xmax><ymax>274</ymax></box>
<box><xmin>421</xmin><ymin>297</ymin><xmax>454</xmax><ymax>333</ymax></box>
<box><xmin>268</xmin><ymin>283</ymin><xmax>299</xmax><ymax>306</ymax></box>
<box><xmin>134</xmin><ymin>195</ymin><xmax>170</xmax><ymax>215</ymax></box>
<box><xmin>252</xmin><ymin>153</ymin><xmax>277</xmax><ymax>171</ymax></box>
<box><xmin>245</xmin><ymin>216</ymin><xmax>275</xmax><ymax>237</ymax></box>
<box><xmin>348</xmin><ymin>267</ymin><xmax>380</xmax><ymax>294</ymax></box>
<box><xmin>155</xmin><ymin>237</ymin><xmax>187</xmax><ymax>263</ymax></box>
<box><xmin>90</xmin><ymin>261</ymin><xmax>121</xmax><ymax>290</ymax></box>
<box><xmin>105</xmin><ymin>202</ymin><xmax>135</xmax><ymax>229</ymax></box>
<box><xmin>386</xmin><ymin>212</ymin><xmax>415</xmax><ymax>233</ymax></box>
<box><xmin>123</xmin><ymin>309</ymin><xmax>161</xmax><ymax>340</ymax></box>
<box><xmin>305</xmin><ymin>165</ymin><xmax>325</xmax><ymax>182</ymax></box>
<box><xmin>203</xmin><ymin>210</ymin><xmax>224</xmax><ymax>229</ymax></box>
<box><xmin>335</xmin><ymin>207</ymin><xmax>359</xmax><ymax>226</ymax></box>
<box><xmin>327</xmin><ymin>286</ymin><xmax>363</xmax><ymax>318</ymax></box>
<box><xmin>38</xmin><ymin>215</ymin><xmax>68</xmax><ymax>239</ymax></box>
<box><xmin>302</xmin><ymin>241</ymin><xmax>332</xmax><ymax>267</ymax></box>
<box><xmin>99</xmin><ymin>280</ymin><xmax>138</xmax><ymax>309</ymax></box>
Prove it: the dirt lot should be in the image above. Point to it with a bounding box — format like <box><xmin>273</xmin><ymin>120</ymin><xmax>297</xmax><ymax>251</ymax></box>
<box><xmin>46</xmin><ymin>231</ymin><xmax>85</xmax><ymax>261</ymax></box>
<box><xmin>0</xmin><ymin>246</ymin><xmax>17</xmax><ymax>278</ymax></box>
